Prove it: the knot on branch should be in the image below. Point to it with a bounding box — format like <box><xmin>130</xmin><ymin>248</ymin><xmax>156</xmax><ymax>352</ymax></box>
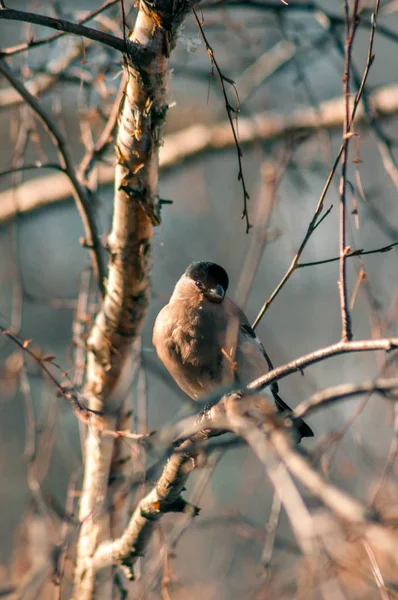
<box><xmin>118</xmin><ymin>183</ymin><xmax>161</xmax><ymax>226</ymax></box>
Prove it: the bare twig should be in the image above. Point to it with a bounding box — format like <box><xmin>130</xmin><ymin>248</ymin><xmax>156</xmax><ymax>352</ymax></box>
<box><xmin>1</xmin><ymin>82</ymin><xmax>398</xmax><ymax>225</ymax></box>
<box><xmin>0</xmin><ymin>41</ymin><xmax>90</xmax><ymax>110</ymax></box>
<box><xmin>362</xmin><ymin>540</ymin><xmax>391</xmax><ymax>600</ymax></box>
<box><xmin>0</xmin><ymin>59</ymin><xmax>106</xmax><ymax>295</ymax></box>
<box><xmin>0</xmin><ymin>324</ymin><xmax>98</xmax><ymax>419</ymax></box>
<box><xmin>193</xmin><ymin>7</ymin><xmax>251</xmax><ymax>232</ymax></box>
<box><xmin>294</xmin><ymin>378</ymin><xmax>398</xmax><ymax>419</ymax></box>
<box><xmin>0</xmin><ymin>162</ymin><xmax>63</xmax><ymax>178</ymax></box>
<box><xmin>296</xmin><ymin>242</ymin><xmax>398</xmax><ymax>269</ymax></box>
<box><xmin>245</xmin><ymin>339</ymin><xmax>398</xmax><ymax>395</ymax></box>
<box><xmin>261</xmin><ymin>492</ymin><xmax>282</xmax><ymax>572</ymax></box>
<box><xmin>271</xmin><ymin>429</ymin><xmax>397</xmax><ymax>553</ymax></box>
<box><xmin>0</xmin><ymin>5</ymin><xmax>143</xmax><ymax>61</ymax></box>
<box><xmin>338</xmin><ymin>0</ymin><xmax>360</xmax><ymax>342</ymax></box>
<box><xmin>252</xmin><ymin>1</ymin><xmax>380</xmax><ymax>330</ymax></box>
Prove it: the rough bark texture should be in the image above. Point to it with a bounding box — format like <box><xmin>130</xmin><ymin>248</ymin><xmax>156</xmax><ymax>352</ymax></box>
<box><xmin>73</xmin><ymin>2</ymin><xmax>196</xmax><ymax>599</ymax></box>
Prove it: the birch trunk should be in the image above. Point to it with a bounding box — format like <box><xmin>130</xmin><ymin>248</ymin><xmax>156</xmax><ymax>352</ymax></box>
<box><xmin>73</xmin><ymin>2</ymin><xmax>197</xmax><ymax>598</ymax></box>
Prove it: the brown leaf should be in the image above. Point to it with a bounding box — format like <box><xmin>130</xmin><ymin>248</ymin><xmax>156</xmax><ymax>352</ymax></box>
<box><xmin>42</xmin><ymin>355</ymin><xmax>56</xmax><ymax>363</ymax></box>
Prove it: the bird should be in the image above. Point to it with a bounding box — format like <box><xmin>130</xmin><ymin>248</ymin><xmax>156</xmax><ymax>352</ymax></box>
<box><xmin>153</xmin><ymin>261</ymin><xmax>313</xmax><ymax>440</ymax></box>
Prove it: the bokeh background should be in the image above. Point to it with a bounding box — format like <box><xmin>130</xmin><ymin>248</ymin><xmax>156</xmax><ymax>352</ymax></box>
<box><xmin>1</xmin><ymin>1</ymin><xmax>398</xmax><ymax>598</ymax></box>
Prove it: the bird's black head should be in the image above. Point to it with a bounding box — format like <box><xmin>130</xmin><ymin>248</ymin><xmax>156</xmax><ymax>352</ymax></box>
<box><xmin>185</xmin><ymin>261</ymin><xmax>229</xmax><ymax>303</ymax></box>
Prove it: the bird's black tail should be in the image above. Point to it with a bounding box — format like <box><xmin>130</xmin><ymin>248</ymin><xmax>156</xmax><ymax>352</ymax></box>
<box><xmin>272</xmin><ymin>389</ymin><xmax>314</xmax><ymax>440</ymax></box>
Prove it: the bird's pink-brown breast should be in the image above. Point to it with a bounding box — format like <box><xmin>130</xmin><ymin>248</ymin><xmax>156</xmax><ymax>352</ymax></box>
<box><xmin>153</xmin><ymin>297</ymin><xmax>239</xmax><ymax>399</ymax></box>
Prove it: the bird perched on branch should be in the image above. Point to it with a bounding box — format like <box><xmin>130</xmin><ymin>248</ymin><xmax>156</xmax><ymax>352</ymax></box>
<box><xmin>153</xmin><ymin>261</ymin><xmax>313</xmax><ymax>440</ymax></box>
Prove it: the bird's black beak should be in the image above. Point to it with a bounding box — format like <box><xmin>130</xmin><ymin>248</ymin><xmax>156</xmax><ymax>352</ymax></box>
<box><xmin>205</xmin><ymin>284</ymin><xmax>225</xmax><ymax>303</ymax></box>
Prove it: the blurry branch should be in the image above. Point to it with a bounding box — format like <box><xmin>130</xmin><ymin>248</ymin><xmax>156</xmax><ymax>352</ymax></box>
<box><xmin>0</xmin><ymin>4</ymin><xmax>144</xmax><ymax>60</ymax></box>
<box><xmin>214</xmin><ymin>396</ymin><xmax>398</xmax><ymax>557</ymax></box>
<box><xmin>0</xmin><ymin>60</ymin><xmax>106</xmax><ymax>295</ymax></box>
<box><xmin>270</xmin><ymin>429</ymin><xmax>397</xmax><ymax>553</ymax></box>
<box><xmin>362</xmin><ymin>539</ymin><xmax>391</xmax><ymax>600</ymax></box>
<box><xmin>13</xmin><ymin>514</ymin><xmax>53</xmax><ymax>600</ymax></box>
<box><xmin>0</xmin><ymin>42</ymin><xmax>88</xmax><ymax>110</ymax></box>
<box><xmin>73</xmin><ymin>2</ymin><xmax>198</xmax><ymax>598</ymax></box>
<box><xmin>193</xmin><ymin>7</ymin><xmax>251</xmax><ymax>232</ymax></box>
<box><xmin>0</xmin><ymin>162</ymin><xmax>63</xmax><ymax>178</ymax></box>
<box><xmin>0</xmin><ymin>0</ymin><xmax>119</xmax><ymax>57</ymax></box>
<box><xmin>235</xmin><ymin>155</ymin><xmax>291</xmax><ymax>308</ymax></box>
<box><xmin>295</xmin><ymin>378</ymin><xmax>398</xmax><ymax>419</ymax></box>
<box><xmin>236</xmin><ymin>40</ymin><xmax>294</xmax><ymax>103</ymax></box>
<box><xmin>2</xmin><ymin>81</ymin><xmax>397</xmax><ymax>224</ymax></box>
<box><xmin>203</xmin><ymin>0</ymin><xmax>398</xmax><ymax>46</ymax></box>
<box><xmin>78</xmin><ymin>72</ymin><xmax>127</xmax><ymax>184</ymax></box>
<box><xmin>76</xmin><ymin>393</ymin><xmax>398</xmax><ymax>582</ymax></box>
<box><xmin>329</xmin><ymin>6</ymin><xmax>398</xmax><ymax>194</ymax></box>
<box><xmin>72</xmin><ymin>269</ymin><xmax>93</xmax><ymax>391</ymax></box>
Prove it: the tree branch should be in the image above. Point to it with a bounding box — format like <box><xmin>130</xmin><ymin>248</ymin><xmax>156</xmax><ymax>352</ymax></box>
<box><xmin>0</xmin><ymin>59</ymin><xmax>106</xmax><ymax>295</ymax></box>
<box><xmin>0</xmin><ymin>41</ymin><xmax>88</xmax><ymax>110</ymax></box>
<box><xmin>1</xmin><ymin>83</ymin><xmax>398</xmax><ymax>225</ymax></box>
<box><xmin>296</xmin><ymin>241</ymin><xmax>398</xmax><ymax>268</ymax></box>
<box><xmin>294</xmin><ymin>377</ymin><xmax>398</xmax><ymax>419</ymax></box>
<box><xmin>245</xmin><ymin>339</ymin><xmax>398</xmax><ymax>394</ymax></box>
<box><xmin>0</xmin><ymin>0</ymin><xmax>119</xmax><ymax>57</ymax></box>
<box><xmin>338</xmin><ymin>0</ymin><xmax>360</xmax><ymax>342</ymax></box>
<box><xmin>74</xmin><ymin>389</ymin><xmax>398</xmax><ymax>586</ymax></box>
<box><xmin>0</xmin><ymin>5</ymin><xmax>144</xmax><ymax>61</ymax></box>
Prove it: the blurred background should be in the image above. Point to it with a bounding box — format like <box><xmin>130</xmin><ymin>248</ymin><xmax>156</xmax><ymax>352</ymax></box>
<box><xmin>0</xmin><ymin>0</ymin><xmax>398</xmax><ymax>598</ymax></box>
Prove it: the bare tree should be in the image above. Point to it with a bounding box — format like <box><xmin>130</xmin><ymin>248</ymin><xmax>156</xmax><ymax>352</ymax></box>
<box><xmin>0</xmin><ymin>1</ymin><xmax>398</xmax><ymax>599</ymax></box>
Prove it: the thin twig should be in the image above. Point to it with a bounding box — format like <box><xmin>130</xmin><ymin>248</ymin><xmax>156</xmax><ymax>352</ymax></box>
<box><xmin>0</xmin><ymin>162</ymin><xmax>63</xmax><ymax>178</ymax></box>
<box><xmin>2</xmin><ymin>82</ymin><xmax>398</xmax><ymax>226</ymax></box>
<box><xmin>0</xmin><ymin>324</ymin><xmax>98</xmax><ymax>418</ymax></box>
<box><xmin>0</xmin><ymin>40</ymin><xmax>89</xmax><ymax>110</ymax></box>
<box><xmin>0</xmin><ymin>4</ymin><xmax>143</xmax><ymax>61</ymax></box>
<box><xmin>294</xmin><ymin>378</ymin><xmax>398</xmax><ymax>419</ymax></box>
<box><xmin>296</xmin><ymin>241</ymin><xmax>398</xmax><ymax>268</ymax></box>
<box><xmin>362</xmin><ymin>540</ymin><xmax>391</xmax><ymax>600</ymax></box>
<box><xmin>193</xmin><ymin>7</ymin><xmax>251</xmax><ymax>232</ymax></box>
<box><xmin>252</xmin><ymin>0</ymin><xmax>379</xmax><ymax>330</ymax></box>
<box><xmin>0</xmin><ymin>59</ymin><xmax>106</xmax><ymax>295</ymax></box>
<box><xmin>338</xmin><ymin>0</ymin><xmax>360</xmax><ymax>341</ymax></box>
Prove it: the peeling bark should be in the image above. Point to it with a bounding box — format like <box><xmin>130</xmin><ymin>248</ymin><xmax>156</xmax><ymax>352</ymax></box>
<box><xmin>73</xmin><ymin>2</ymin><xmax>197</xmax><ymax>599</ymax></box>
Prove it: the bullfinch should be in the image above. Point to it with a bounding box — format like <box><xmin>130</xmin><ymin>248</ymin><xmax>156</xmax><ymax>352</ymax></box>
<box><xmin>153</xmin><ymin>261</ymin><xmax>313</xmax><ymax>440</ymax></box>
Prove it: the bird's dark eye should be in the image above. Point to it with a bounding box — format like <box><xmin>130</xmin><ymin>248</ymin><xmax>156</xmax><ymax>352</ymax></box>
<box><xmin>195</xmin><ymin>280</ymin><xmax>203</xmax><ymax>290</ymax></box>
